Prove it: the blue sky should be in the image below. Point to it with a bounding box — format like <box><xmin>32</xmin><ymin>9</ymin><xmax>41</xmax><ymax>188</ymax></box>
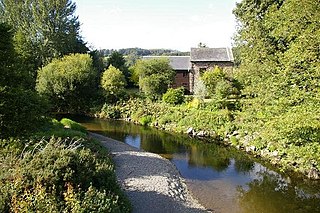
<box><xmin>73</xmin><ymin>0</ymin><xmax>240</xmax><ymax>51</ymax></box>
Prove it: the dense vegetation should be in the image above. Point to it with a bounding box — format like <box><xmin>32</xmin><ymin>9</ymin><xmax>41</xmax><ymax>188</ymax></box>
<box><xmin>232</xmin><ymin>0</ymin><xmax>320</xmax><ymax>177</ymax></box>
<box><xmin>0</xmin><ymin>1</ymin><xmax>131</xmax><ymax>212</ymax></box>
<box><xmin>0</xmin><ymin>119</ymin><xmax>131</xmax><ymax>212</ymax></box>
<box><xmin>132</xmin><ymin>58</ymin><xmax>175</xmax><ymax>100</ymax></box>
<box><xmin>36</xmin><ymin>54</ymin><xmax>98</xmax><ymax>113</ymax></box>
<box><xmin>96</xmin><ymin>0</ymin><xmax>320</xmax><ymax>179</ymax></box>
<box><xmin>1</xmin><ymin>1</ymin><xmax>319</xmax><ymax>212</ymax></box>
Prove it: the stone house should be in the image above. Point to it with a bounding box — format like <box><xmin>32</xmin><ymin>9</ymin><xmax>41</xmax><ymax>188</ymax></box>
<box><xmin>143</xmin><ymin>47</ymin><xmax>234</xmax><ymax>93</ymax></box>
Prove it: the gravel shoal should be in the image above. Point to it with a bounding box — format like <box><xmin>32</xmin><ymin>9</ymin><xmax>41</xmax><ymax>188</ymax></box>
<box><xmin>90</xmin><ymin>133</ymin><xmax>209</xmax><ymax>213</ymax></box>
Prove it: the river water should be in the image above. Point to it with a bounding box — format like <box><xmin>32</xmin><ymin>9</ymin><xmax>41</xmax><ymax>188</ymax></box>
<box><xmin>70</xmin><ymin>116</ymin><xmax>320</xmax><ymax>213</ymax></box>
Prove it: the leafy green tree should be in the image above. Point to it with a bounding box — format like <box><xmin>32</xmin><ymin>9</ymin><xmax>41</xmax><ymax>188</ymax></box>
<box><xmin>133</xmin><ymin>58</ymin><xmax>175</xmax><ymax>100</ymax></box>
<box><xmin>107</xmin><ymin>51</ymin><xmax>131</xmax><ymax>86</ymax></box>
<box><xmin>0</xmin><ymin>23</ymin><xmax>46</xmax><ymax>138</ymax></box>
<box><xmin>36</xmin><ymin>54</ymin><xmax>97</xmax><ymax>113</ymax></box>
<box><xmin>101</xmin><ymin>65</ymin><xmax>127</xmax><ymax>103</ymax></box>
<box><xmin>233</xmin><ymin>0</ymin><xmax>320</xmax><ymax>170</ymax></box>
<box><xmin>1</xmin><ymin>0</ymin><xmax>87</xmax><ymax>74</ymax></box>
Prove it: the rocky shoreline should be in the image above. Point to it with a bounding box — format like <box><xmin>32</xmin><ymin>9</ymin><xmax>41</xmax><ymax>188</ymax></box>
<box><xmin>89</xmin><ymin>132</ymin><xmax>209</xmax><ymax>213</ymax></box>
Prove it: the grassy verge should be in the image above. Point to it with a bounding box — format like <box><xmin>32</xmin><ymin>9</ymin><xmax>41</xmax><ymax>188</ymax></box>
<box><xmin>0</xmin><ymin>118</ymin><xmax>131</xmax><ymax>212</ymax></box>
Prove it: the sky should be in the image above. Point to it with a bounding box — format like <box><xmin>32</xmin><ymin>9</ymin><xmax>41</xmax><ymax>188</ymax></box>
<box><xmin>73</xmin><ymin>0</ymin><xmax>240</xmax><ymax>51</ymax></box>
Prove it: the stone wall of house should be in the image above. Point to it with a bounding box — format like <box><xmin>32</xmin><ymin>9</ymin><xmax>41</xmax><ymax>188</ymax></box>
<box><xmin>190</xmin><ymin>61</ymin><xmax>234</xmax><ymax>93</ymax></box>
<box><xmin>172</xmin><ymin>71</ymin><xmax>190</xmax><ymax>92</ymax></box>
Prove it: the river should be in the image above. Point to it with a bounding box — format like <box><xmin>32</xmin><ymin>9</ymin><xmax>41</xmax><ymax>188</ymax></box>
<box><xmin>69</xmin><ymin>116</ymin><xmax>320</xmax><ymax>213</ymax></box>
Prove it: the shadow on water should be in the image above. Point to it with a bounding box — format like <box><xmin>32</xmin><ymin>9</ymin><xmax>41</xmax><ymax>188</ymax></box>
<box><xmin>67</xmin><ymin>115</ymin><xmax>320</xmax><ymax>213</ymax></box>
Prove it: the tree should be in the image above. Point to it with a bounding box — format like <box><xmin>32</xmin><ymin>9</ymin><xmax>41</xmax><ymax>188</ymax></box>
<box><xmin>101</xmin><ymin>65</ymin><xmax>127</xmax><ymax>103</ymax></box>
<box><xmin>233</xmin><ymin>0</ymin><xmax>320</xmax><ymax>169</ymax></box>
<box><xmin>0</xmin><ymin>23</ymin><xmax>46</xmax><ymax>138</ymax></box>
<box><xmin>36</xmin><ymin>54</ymin><xmax>97</xmax><ymax>113</ymax></box>
<box><xmin>107</xmin><ymin>51</ymin><xmax>131</xmax><ymax>86</ymax></box>
<box><xmin>133</xmin><ymin>58</ymin><xmax>175</xmax><ymax>100</ymax></box>
<box><xmin>1</xmin><ymin>0</ymin><xmax>88</xmax><ymax>74</ymax></box>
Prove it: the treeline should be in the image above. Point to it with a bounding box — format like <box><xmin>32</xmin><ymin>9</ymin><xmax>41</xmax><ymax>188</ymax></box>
<box><xmin>101</xmin><ymin>48</ymin><xmax>190</xmax><ymax>57</ymax></box>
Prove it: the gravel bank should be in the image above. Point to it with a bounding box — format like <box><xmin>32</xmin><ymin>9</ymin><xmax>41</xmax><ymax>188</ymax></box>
<box><xmin>90</xmin><ymin>133</ymin><xmax>209</xmax><ymax>213</ymax></box>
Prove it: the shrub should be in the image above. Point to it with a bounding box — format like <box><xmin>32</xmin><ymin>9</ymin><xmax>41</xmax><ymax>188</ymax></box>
<box><xmin>215</xmin><ymin>80</ymin><xmax>234</xmax><ymax>99</ymax></box>
<box><xmin>162</xmin><ymin>87</ymin><xmax>185</xmax><ymax>105</ymax></box>
<box><xmin>193</xmin><ymin>79</ymin><xmax>207</xmax><ymax>100</ymax></box>
<box><xmin>101</xmin><ymin>65</ymin><xmax>127</xmax><ymax>103</ymax></box>
<box><xmin>201</xmin><ymin>66</ymin><xmax>225</xmax><ymax>95</ymax></box>
<box><xmin>202</xmin><ymin>66</ymin><xmax>241</xmax><ymax>99</ymax></box>
<box><xmin>100</xmin><ymin>104</ymin><xmax>121</xmax><ymax>119</ymax></box>
<box><xmin>36</xmin><ymin>54</ymin><xmax>98</xmax><ymax>113</ymax></box>
<box><xmin>133</xmin><ymin>58</ymin><xmax>175</xmax><ymax>101</ymax></box>
<box><xmin>139</xmin><ymin>115</ymin><xmax>153</xmax><ymax>126</ymax></box>
<box><xmin>0</xmin><ymin>137</ymin><xmax>131</xmax><ymax>213</ymax></box>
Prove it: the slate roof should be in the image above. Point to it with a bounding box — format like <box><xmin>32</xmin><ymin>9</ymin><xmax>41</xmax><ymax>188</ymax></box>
<box><xmin>142</xmin><ymin>56</ymin><xmax>191</xmax><ymax>71</ymax></box>
<box><xmin>190</xmin><ymin>47</ymin><xmax>234</xmax><ymax>62</ymax></box>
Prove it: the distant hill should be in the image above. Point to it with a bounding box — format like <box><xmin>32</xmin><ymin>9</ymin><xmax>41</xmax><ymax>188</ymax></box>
<box><xmin>100</xmin><ymin>48</ymin><xmax>190</xmax><ymax>56</ymax></box>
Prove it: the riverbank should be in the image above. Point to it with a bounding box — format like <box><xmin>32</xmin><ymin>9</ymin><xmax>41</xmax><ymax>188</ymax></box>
<box><xmin>96</xmin><ymin>98</ymin><xmax>320</xmax><ymax>180</ymax></box>
<box><xmin>89</xmin><ymin>132</ymin><xmax>208</xmax><ymax>213</ymax></box>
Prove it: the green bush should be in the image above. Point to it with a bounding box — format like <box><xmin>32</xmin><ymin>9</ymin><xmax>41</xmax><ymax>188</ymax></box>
<box><xmin>101</xmin><ymin>65</ymin><xmax>127</xmax><ymax>103</ymax></box>
<box><xmin>215</xmin><ymin>80</ymin><xmax>234</xmax><ymax>99</ymax></box>
<box><xmin>139</xmin><ymin>115</ymin><xmax>153</xmax><ymax>126</ymax></box>
<box><xmin>201</xmin><ymin>66</ymin><xmax>241</xmax><ymax>99</ymax></box>
<box><xmin>60</xmin><ymin>118</ymin><xmax>87</xmax><ymax>133</ymax></box>
<box><xmin>133</xmin><ymin>58</ymin><xmax>175</xmax><ymax>101</ymax></box>
<box><xmin>162</xmin><ymin>87</ymin><xmax>185</xmax><ymax>105</ymax></box>
<box><xmin>201</xmin><ymin>66</ymin><xmax>225</xmax><ymax>96</ymax></box>
<box><xmin>0</xmin><ymin>137</ymin><xmax>131</xmax><ymax>213</ymax></box>
<box><xmin>36</xmin><ymin>54</ymin><xmax>98</xmax><ymax>113</ymax></box>
<box><xmin>100</xmin><ymin>104</ymin><xmax>121</xmax><ymax>119</ymax></box>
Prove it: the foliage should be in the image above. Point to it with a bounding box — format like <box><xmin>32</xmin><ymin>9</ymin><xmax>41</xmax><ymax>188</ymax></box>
<box><xmin>100</xmin><ymin>104</ymin><xmax>121</xmax><ymax>119</ymax></box>
<box><xmin>1</xmin><ymin>0</ymin><xmax>88</xmax><ymax>71</ymax></box>
<box><xmin>0</xmin><ymin>87</ymin><xmax>47</xmax><ymax>138</ymax></box>
<box><xmin>101</xmin><ymin>65</ymin><xmax>127</xmax><ymax>103</ymax></box>
<box><xmin>201</xmin><ymin>66</ymin><xmax>240</xmax><ymax>99</ymax></box>
<box><xmin>162</xmin><ymin>87</ymin><xmax>185</xmax><ymax>105</ymax></box>
<box><xmin>60</xmin><ymin>118</ymin><xmax>87</xmax><ymax>133</ymax></box>
<box><xmin>133</xmin><ymin>58</ymin><xmax>175</xmax><ymax>101</ymax></box>
<box><xmin>201</xmin><ymin>66</ymin><xmax>225</xmax><ymax>95</ymax></box>
<box><xmin>193</xmin><ymin>79</ymin><xmax>207</xmax><ymax>100</ymax></box>
<box><xmin>0</xmin><ymin>22</ymin><xmax>47</xmax><ymax>138</ymax></box>
<box><xmin>101</xmin><ymin>48</ymin><xmax>189</xmax><ymax>57</ymax></box>
<box><xmin>98</xmin><ymin>98</ymin><xmax>233</xmax><ymax>137</ymax></box>
<box><xmin>0</xmin><ymin>136</ymin><xmax>131</xmax><ymax>213</ymax></box>
<box><xmin>139</xmin><ymin>115</ymin><xmax>153</xmax><ymax>126</ymax></box>
<box><xmin>107</xmin><ymin>51</ymin><xmax>131</xmax><ymax>85</ymax></box>
<box><xmin>233</xmin><ymin>0</ymin><xmax>320</xmax><ymax>175</ymax></box>
<box><xmin>36</xmin><ymin>54</ymin><xmax>98</xmax><ymax>113</ymax></box>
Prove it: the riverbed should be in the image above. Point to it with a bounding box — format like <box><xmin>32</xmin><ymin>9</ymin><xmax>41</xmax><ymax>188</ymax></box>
<box><xmin>69</xmin><ymin>116</ymin><xmax>320</xmax><ymax>213</ymax></box>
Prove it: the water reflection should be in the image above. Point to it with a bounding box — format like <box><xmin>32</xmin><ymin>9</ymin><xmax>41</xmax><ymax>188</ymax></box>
<box><xmin>71</xmin><ymin>116</ymin><xmax>320</xmax><ymax>213</ymax></box>
<box><xmin>238</xmin><ymin>171</ymin><xmax>320</xmax><ymax>213</ymax></box>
